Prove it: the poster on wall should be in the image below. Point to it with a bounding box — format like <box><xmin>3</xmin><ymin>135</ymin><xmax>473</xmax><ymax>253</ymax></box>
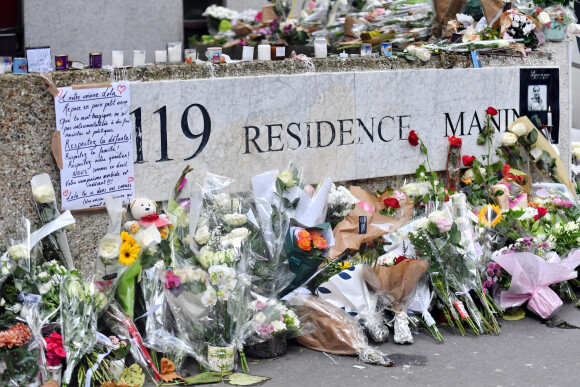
<box><xmin>53</xmin><ymin>82</ymin><xmax>135</xmax><ymax>210</ymax></box>
<box><xmin>519</xmin><ymin>68</ymin><xmax>560</xmax><ymax>144</ymax></box>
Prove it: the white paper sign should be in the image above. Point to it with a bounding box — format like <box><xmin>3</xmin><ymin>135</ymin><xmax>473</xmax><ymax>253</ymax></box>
<box><xmin>54</xmin><ymin>82</ymin><xmax>135</xmax><ymax>210</ymax></box>
<box><xmin>26</xmin><ymin>47</ymin><xmax>52</xmax><ymax>73</ymax></box>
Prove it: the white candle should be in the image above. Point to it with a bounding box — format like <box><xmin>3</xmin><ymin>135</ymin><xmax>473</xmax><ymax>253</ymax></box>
<box><xmin>111</xmin><ymin>51</ymin><xmax>124</xmax><ymax>67</ymax></box>
<box><xmin>167</xmin><ymin>42</ymin><xmax>182</xmax><ymax>63</ymax></box>
<box><xmin>133</xmin><ymin>50</ymin><xmax>146</xmax><ymax>66</ymax></box>
<box><xmin>258</xmin><ymin>44</ymin><xmax>271</xmax><ymax>61</ymax></box>
<box><xmin>547</xmin><ymin>106</ymin><xmax>552</xmax><ymax>126</ymax></box>
<box><xmin>155</xmin><ymin>50</ymin><xmax>167</xmax><ymax>64</ymax></box>
<box><xmin>314</xmin><ymin>37</ymin><xmax>327</xmax><ymax>59</ymax></box>
<box><xmin>242</xmin><ymin>46</ymin><xmax>254</xmax><ymax>61</ymax></box>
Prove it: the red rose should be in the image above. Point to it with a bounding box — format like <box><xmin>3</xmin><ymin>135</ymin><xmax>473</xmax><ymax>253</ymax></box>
<box><xmin>394</xmin><ymin>256</ymin><xmax>410</xmax><ymax>265</ymax></box>
<box><xmin>462</xmin><ymin>155</ymin><xmax>476</xmax><ymax>167</ymax></box>
<box><xmin>448</xmin><ymin>136</ymin><xmax>462</xmax><ymax>147</ymax></box>
<box><xmin>486</xmin><ymin>107</ymin><xmax>498</xmax><ymax>116</ymax></box>
<box><xmin>534</xmin><ymin>207</ymin><xmax>548</xmax><ymax>221</ymax></box>
<box><xmin>408</xmin><ymin>130</ymin><xmax>419</xmax><ymax>146</ymax></box>
<box><xmin>383</xmin><ymin>198</ymin><xmax>400</xmax><ymax>209</ymax></box>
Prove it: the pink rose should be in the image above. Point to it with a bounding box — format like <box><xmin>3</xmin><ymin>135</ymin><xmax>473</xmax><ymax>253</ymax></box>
<box><xmin>375</xmin><ymin>8</ymin><xmax>386</xmax><ymax>14</ymax></box>
<box><xmin>304</xmin><ymin>184</ymin><xmax>315</xmax><ymax>198</ymax></box>
<box><xmin>393</xmin><ymin>191</ymin><xmax>407</xmax><ymax>201</ymax></box>
<box><xmin>256</xmin><ymin>301</ymin><xmax>267</xmax><ymax>310</ymax></box>
<box><xmin>435</xmin><ymin>218</ymin><xmax>453</xmax><ymax>233</ymax></box>
<box><xmin>357</xmin><ymin>201</ymin><xmax>374</xmax><ymax>213</ymax></box>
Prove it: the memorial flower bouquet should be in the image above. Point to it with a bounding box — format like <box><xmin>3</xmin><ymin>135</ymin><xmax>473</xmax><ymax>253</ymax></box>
<box><xmin>326</xmin><ymin>183</ymin><xmax>359</xmax><ymax>228</ymax></box>
<box><xmin>60</xmin><ymin>272</ymin><xmax>107</xmax><ymax>385</ymax></box>
<box><xmin>30</xmin><ymin>173</ymin><xmax>74</xmax><ymax>270</ymax></box>
<box><xmin>0</xmin><ymin>322</ymin><xmax>38</xmax><ymax>387</ymax></box>
<box><xmin>494</xmin><ymin>9</ymin><xmax>544</xmax><ymax>48</ymax></box>
<box><xmin>34</xmin><ymin>259</ymin><xmax>67</xmax><ymax>321</ymax></box>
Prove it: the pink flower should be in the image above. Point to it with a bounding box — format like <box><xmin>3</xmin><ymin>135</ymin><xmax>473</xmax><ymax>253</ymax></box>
<box><xmin>304</xmin><ymin>184</ymin><xmax>315</xmax><ymax>198</ymax></box>
<box><xmin>309</xmin><ymin>0</ymin><xmax>316</xmax><ymax>10</ymax></box>
<box><xmin>375</xmin><ymin>8</ymin><xmax>386</xmax><ymax>14</ymax></box>
<box><xmin>358</xmin><ymin>201</ymin><xmax>374</xmax><ymax>213</ymax></box>
<box><xmin>256</xmin><ymin>301</ymin><xmax>267</xmax><ymax>310</ymax></box>
<box><xmin>280</xmin><ymin>316</ymin><xmax>284</xmax><ymax>321</ymax></box>
<box><xmin>393</xmin><ymin>191</ymin><xmax>407</xmax><ymax>201</ymax></box>
<box><xmin>178</xmin><ymin>177</ymin><xmax>187</xmax><ymax>191</ymax></box>
<box><xmin>165</xmin><ymin>270</ymin><xmax>181</xmax><ymax>289</ymax></box>
<box><xmin>435</xmin><ymin>218</ymin><xmax>453</xmax><ymax>233</ymax></box>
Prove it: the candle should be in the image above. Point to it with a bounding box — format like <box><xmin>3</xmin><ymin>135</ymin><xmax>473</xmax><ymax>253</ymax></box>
<box><xmin>155</xmin><ymin>50</ymin><xmax>167</xmax><ymax>64</ymax></box>
<box><xmin>133</xmin><ymin>50</ymin><xmax>146</xmax><ymax>66</ymax></box>
<box><xmin>314</xmin><ymin>37</ymin><xmax>327</xmax><ymax>59</ymax></box>
<box><xmin>242</xmin><ymin>46</ymin><xmax>254</xmax><ymax>61</ymax></box>
<box><xmin>258</xmin><ymin>44</ymin><xmax>271</xmax><ymax>61</ymax></box>
<box><xmin>167</xmin><ymin>42</ymin><xmax>182</xmax><ymax>63</ymax></box>
<box><xmin>184</xmin><ymin>49</ymin><xmax>197</xmax><ymax>64</ymax></box>
<box><xmin>112</xmin><ymin>51</ymin><xmax>124</xmax><ymax>67</ymax></box>
<box><xmin>547</xmin><ymin>106</ymin><xmax>552</xmax><ymax>126</ymax></box>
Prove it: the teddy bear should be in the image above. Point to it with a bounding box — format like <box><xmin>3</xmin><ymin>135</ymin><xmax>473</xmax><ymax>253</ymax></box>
<box><xmin>124</xmin><ymin>198</ymin><xmax>171</xmax><ymax>239</ymax></box>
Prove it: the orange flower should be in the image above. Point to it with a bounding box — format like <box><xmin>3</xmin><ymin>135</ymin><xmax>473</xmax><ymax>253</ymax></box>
<box><xmin>297</xmin><ymin>237</ymin><xmax>312</xmax><ymax>251</ymax></box>
<box><xmin>309</xmin><ymin>230</ymin><xmax>322</xmax><ymax>240</ymax></box>
<box><xmin>313</xmin><ymin>237</ymin><xmax>328</xmax><ymax>249</ymax></box>
<box><xmin>298</xmin><ymin>229</ymin><xmax>310</xmax><ymax>240</ymax></box>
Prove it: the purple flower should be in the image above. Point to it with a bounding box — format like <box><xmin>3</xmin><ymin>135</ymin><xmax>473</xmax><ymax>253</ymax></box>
<box><xmin>178</xmin><ymin>177</ymin><xmax>187</xmax><ymax>191</ymax></box>
<box><xmin>483</xmin><ymin>280</ymin><xmax>493</xmax><ymax>289</ymax></box>
<box><xmin>487</xmin><ymin>268</ymin><xmax>495</xmax><ymax>277</ymax></box>
<box><xmin>495</xmin><ymin>269</ymin><xmax>502</xmax><ymax>277</ymax></box>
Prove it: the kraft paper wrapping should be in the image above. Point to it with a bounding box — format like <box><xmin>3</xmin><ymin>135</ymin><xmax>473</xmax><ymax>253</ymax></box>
<box><xmin>432</xmin><ymin>0</ymin><xmax>503</xmax><ymax>38</ymax></box>
<box><xmin>509</xmin><ymin>117</ymin><xmax>578</xmax><ymax>201</ymax></box>
<box><xmin>493</xmin><ymin>11</ymin><xmax>542</xmax><ymax>35</ymax></box>
<box><xmin>362</xmin><ymin>260</ymin><xmax>429</xmax><ymax>308</ymax></box>
<box><xmin>295</xmin><ymin>295</ymin><xmax>370</xmax><ymax>355</ymax></box>
<box><xmin>327</xmin><ymin>186</ymin><xmax>413</xmax><ymax>260</ymax></box>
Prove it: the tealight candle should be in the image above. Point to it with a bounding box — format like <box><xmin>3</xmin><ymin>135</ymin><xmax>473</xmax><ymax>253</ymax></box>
<box><xmin>133</xmin><ymin>50</ymin><xmax>146</xmax><ymax>66</ymax></box>
<box><xmin>258</xmin><ymin>44</ymin><xmax>271</xmax><ymax>61</ymax></box>
<box><xmin>242</xmin><ymin>46</ymin><xmax>254</xmax><ymax>61</ymax></box>
<box><xmin>112</xmin><ymin>50</ymin><xmax>124</xmax><ymax>67</ymax></box>
<box><xmin>167</xmin><ymin>42</ymin><xmax>182</xmax><ymax>63</ymax></box>
<box><xmin>155</xmin><ymin>50</ymin><xmax>167</xmax><ymax>64</ymax></box>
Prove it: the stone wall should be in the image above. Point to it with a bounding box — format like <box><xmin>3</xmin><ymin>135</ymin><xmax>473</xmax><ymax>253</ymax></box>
<box><xmin>0</xmin><ymin>42</ymin><xmax>570</xmax><ymax>275</ymax></box>
<box><xmin>23</xmin><ymin>0</ymin><xmax>183</xmax><ymax>66</ymax></box>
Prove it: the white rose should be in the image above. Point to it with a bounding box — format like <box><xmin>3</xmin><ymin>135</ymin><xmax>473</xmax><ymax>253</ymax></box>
<box><xmin>502</xmin><ymin>132</ymin><xmax>518</xmax><ymax>146</ymax></box>
<box><xmin>68</xmin><ymin>280</ymin><xmax>83</xmax><ymax>298</ymax></box>
<box><xmin>32</xmin><ymin>184</ymin><xmax>56</xmax><ymax>203</ymax></box>
<box><xmin>223</xmin><ymin>213</ymin><xmax>247</xmax><ymax>227</ymax></box>
<box><xmin>214</xmin><ymin>193</ymin><xmax>240</xmax><ymax>211</ymax></box>
<box><xmin>7</xmin><ymin>244</ymin><xmax>28</xmax><ymax>260</ymax></box>
<box><xmin>509</xmin><ymin>122</ymin><xmax>527</xmax><ymax>137</ymax></box>
<box><xmin>37</xmin><ymin>272</ymin><xmax>48</xmax><ymax>280</ymax></box>
<box><xmin>428</xmin><ymin>210</ymin><xmax>449</xmax><ymax>223</ymax></box>
<box><xmin>414</xmin><ymin>217</ymin><xmax>430</xmax><ymax>230</ymax></box>
<box><xmin>39</xmin><ymin>283</ymin><xmax>51</xmax><ymax>295</ymax></box>
<box><xmin>255</xmin><ymin>312</ymin><xmax>267</xmax><ymax>324</ymax></box>
<box><xmin>84</xmin><ymin>282</ymin><xmax>98</xmax><ymax>297</ymax></box>
<box><xmin>194</xmin><ymin>226</ymin><xmax>211</xmax><ymax>245</ymax></box>
<box><xmin>199</xmin><ymin>251</ymin><xmax>214</xmax><ymax>269</ymax></box>
<box><xmin>98</xmin><ymin>234</ymin><xmax>122</xmax><ymax>260</ymax></box>
<box><xmin>230</xmin><ymin>227</ymin><xmax>249</xmax><ymax>239</ymax></box>
<box><xmin>537</xmin><ymin>11</ymin><xmax>550</xmax><ymax>25</ymax></box>
<box><xmin>277</xmin><ymin>171</ymin><xmax>296</xmax><ymax>188</ymax></box>
<box><xmin>134</xmin><ymin>226</ymin><xmax>161</xmax><ymax>249</ymax></box>
<box><xmin>401</xmin><ymin>182</ymin><xmax>429</xmax><ymax>197</ymax></box>
<box><xmin>271</xmin><ymin>320</ymin><xmax>287</xmax><ymax>332</ymax></box>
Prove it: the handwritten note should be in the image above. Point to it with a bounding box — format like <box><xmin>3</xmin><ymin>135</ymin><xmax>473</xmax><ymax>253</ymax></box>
<box><xmin>26</xmin><ymin>47</ymin><xmax>52</xmax><ymax>73</ymax></box>
<box><xmin>54</xmin><ymin>82</ymin><xmax>135</xmax><ymax>210</ymax></box>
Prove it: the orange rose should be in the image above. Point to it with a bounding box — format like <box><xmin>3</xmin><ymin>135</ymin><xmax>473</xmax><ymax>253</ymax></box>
<box><xmin>298</xmin><ymin>229</ymin><xmax>310</xmax><ymax>240</ymax></box>
<box><xmin>309</xmin><ymin>230</ymin><xmax>322</xmax><ymax>240</ymax></box>
<box><xmin>297</xmin><ymin>237</ymin><xmax>312</xmax><ymax>251</ymax></box>
<box><xmin>313</xmin><ymin>237</ymin><xmax>328</xmax><ymax>249</ymax></box>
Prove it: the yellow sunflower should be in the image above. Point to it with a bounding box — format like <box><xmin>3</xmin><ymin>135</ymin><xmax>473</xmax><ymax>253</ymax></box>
<box><xmin>120</xmin><ymin>231</ymin><xmax>136</xmax><ymax>246</ymax></box>
<box><xmin>478</xmin><ymin>204</ymin><xmax>503</xmax><ymax>228</ymax></box>
<box><xmin>119</xmin><ymin>242</ymin><xmax>140</xmax><ymax>266</ymax></box>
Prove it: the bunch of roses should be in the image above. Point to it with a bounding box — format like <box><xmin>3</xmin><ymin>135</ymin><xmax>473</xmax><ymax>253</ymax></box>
<box><xmin>296</xmin><ymin>229</ymin><xmax>328</xmax><ymax>252</ymax></box>
<box><xmin>44</xmin><ymin>332</ymin><xmax>66</xmax><ymax>366</ymax></box>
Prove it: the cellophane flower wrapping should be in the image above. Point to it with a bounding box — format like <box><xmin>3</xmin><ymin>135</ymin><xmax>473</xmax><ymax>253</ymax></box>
<box><xmin>315</xmin><ymin>263</ymin><xmax>389</xmax><ymax>342</ymax></box>
<box><xmin>286</xmin><ymin>289</ymin><xmax>391</xmax><ymax>366</ymax></box>
<box><xmin>30</xmin><ymin>173</ymin><xmax>74</xmax><ymax>270</ymax></box>
<box><xmin>103</xmin><ymin>301</ymin><xmax>162</xmax><ymax>381</ymax></box>
<box><xmin>492</xmin><ymin>250</ymin><xmax>580</xmax><ymax>319</ymax></box>
<box><xmin>60</xmin><ymin>272</ymin><xmax>98</xmax><ymax>385</ymax></box>
<box><xmin>251</xmin><ymin>167</ymin><xmax>333</xmax><ymax>297</ymax></box>
<box><xmin>245</xmin><ymin>294</ymin><xmax>303</xmax><ymax>345</ymax></box>
<box><xmin>190</xmin><ymin>173</ymin><xmax>268</xmax><ymax>276</ymax></box>
<box><xmin>362</xmin><ymin>259</ymin><xmax>429</xmax><ymax>344</ymax></box>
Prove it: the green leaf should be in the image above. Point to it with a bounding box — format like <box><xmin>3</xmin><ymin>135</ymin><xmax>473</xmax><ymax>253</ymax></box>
<box><xmin>184</xmin><ymin>372</ymin><xmax>224</xmax><ymax>385</ymax></box>
<box><xmin>420</xmin><ymin>142</ymin><xmax>428</xmax><ymax>155</ymax></box>
<box><xmin>477</xmin><ymin>135</ymin><xmax>486</xmax><ymax>145</ymax></box>
<box><xmin>226</xmin><ymin>373</ymin><xmax>270</xmax><ymax>386</ymax></box>
<box><xmin>427</xmin><ymin>221</ymin><xmax>439</xmax><ymax>236</ymax></box>
<box><xmin>282</xmin><ymin>197</ymin><xmax>292</xmax><ymax>208</ymax></box>
<box><xmin>291</xmin><ymin>197</ymin><xmax>300</xmax><ymax>209</ymax></box>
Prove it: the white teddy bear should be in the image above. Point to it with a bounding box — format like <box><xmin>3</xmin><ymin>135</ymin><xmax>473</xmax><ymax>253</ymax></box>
<box><xmin>124</xmin><ymin>198</ymin><xmax>171</xmax><ymax>240</ymax></box>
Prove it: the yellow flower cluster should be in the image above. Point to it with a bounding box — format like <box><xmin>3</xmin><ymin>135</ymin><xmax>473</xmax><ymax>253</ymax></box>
<box><xmin>338</xmin><ymin>262</ymin><xmax>352</xmax><ymax>270</ymax></box>
<box><xmin>119</xmin><ymin>231</ymin><xmax>140</xmax><ymax>266</ymax></box>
